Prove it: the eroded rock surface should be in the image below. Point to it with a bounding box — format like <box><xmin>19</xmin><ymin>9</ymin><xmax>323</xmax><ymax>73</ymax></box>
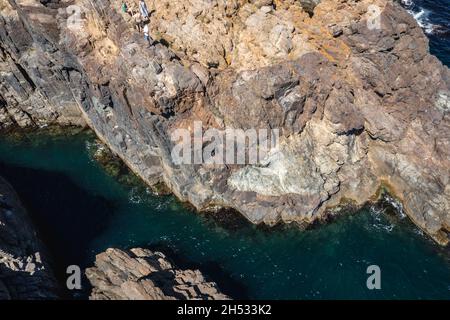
<box><xmin>0</xmin><ymin>0</ymin><xmax>449</xmax><ymax>245</ymax></box>
<box><xmin>0</xmin><ymin>176</ymin><xmax>58</xmax><ymax>299</ymax></box>
<box><xmin>0</xmin><ymin>0</ymin><xmax>85</xmax><ymax>129</ymax></box>
<box><xmin>86</xmin><ymin>248</ymin><xmax>230</xmax><ymax>300</ymax></box>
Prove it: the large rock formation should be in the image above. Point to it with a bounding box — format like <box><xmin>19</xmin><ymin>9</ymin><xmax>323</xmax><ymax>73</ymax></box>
<box><xmin>0</xmin><ymin>176</ymin><xmax>58</xmax><ymax>299</ymax></box>
<box><xmin>86</xmin><ymin>248</ymin><xmax>230</xmax><ymax>300</ymax></box>
<box><xmin>0</xmin><ymin>0</ymin><xmax>449</xmax><ymax>245</ymax></box>
<box><xmin>0</xmin><ymin>0</ymin><xmax>85</xmax><ymax>129</ymax></box>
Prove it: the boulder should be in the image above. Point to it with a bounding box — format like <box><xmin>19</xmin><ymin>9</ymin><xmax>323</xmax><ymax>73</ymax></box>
<box><xmin>86</xmin><ymin>248</ymin><xmax>231</xmax><ymax>300</ymax></box>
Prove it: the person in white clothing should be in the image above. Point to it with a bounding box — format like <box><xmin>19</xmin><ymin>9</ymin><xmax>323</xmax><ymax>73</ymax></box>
<box><xmin>142</xmin><ymin>22</ymin><xmax>152</xmax><ymax>47</ymax></box>
<box><xmin>143</xmin><ymin>24</ymin><xmax>149</xmax><ymax>41</ymax></box>
<box><xmin>139</xmin><ymin>0</ymin><xmax>149</xmax><ymax>20</ymax></box>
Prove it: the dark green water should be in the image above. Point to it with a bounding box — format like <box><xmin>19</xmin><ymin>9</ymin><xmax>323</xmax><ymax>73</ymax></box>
<box><xmin>0</xmin><ymin>132</ymin><xmax>449</xmax><ymax>299</ymax></box>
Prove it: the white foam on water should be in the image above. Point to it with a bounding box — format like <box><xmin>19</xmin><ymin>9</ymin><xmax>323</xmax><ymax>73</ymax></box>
<box><xmin>383</xmin><ymin>194</ymin><xmax>407</xmax><ymax>219</ymax></box>
<box><xmin>369</xmin><ymin>205</ymin><xmax>396</xmax><ymax>233</ymax></box>
<box><xmin>401</xmin><ymin>0</ymin><xmax>413</xmax><ymax>6</ymax></box>
<box><xmin>414</xmin><ymin>9</ymin><xmax>437</xmax><ymax>34</ymax></box>
<box><xmin>400</xmin><ymin>0</ymin><xmax>439</xmax><ymax>34</ymax></box>
<box><xmin>128</xmin><ymin>186</ymin><xmax>156</xmax><ymax>205</ymax></box>
<box><xmin>128</xmin><ymin>187</ymin><xmax>144</xmax><ymax>204</ymax></box>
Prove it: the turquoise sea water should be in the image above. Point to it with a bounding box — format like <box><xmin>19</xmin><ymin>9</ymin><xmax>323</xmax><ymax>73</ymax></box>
<box><xmin>401</xmin><ymin>0</ymin><xmax>450</xmax><ymax>66</ymax></box>
<box><xmin>1</xmin><ymin>0</ymin><xmax>449</xmax><ymax>299</ymax></box>
<box><xmin>0</xmin><ymin>132</ymin><xmax>449</xmax><ymax>299</ymax></box>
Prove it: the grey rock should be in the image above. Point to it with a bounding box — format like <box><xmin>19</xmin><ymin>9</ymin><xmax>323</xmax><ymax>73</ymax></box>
<box><xmin>0</xmin><ymin>176</ymin><xmax>59</xmax><ymax>299</ymax></box>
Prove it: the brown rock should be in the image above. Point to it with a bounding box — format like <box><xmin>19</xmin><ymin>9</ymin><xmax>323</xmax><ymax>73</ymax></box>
<box><xmin>0</xmin><ymin>0</ymin><xmax>449</xmax><ymax>246</ymax></box>
<box><xmin>86</xmin><ymin>248</ymin><xmax>231</xmax><ymax>300</ymax></box>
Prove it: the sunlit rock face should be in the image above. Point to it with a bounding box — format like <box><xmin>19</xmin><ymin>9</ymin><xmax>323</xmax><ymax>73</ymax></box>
<box><xmin>86</xmin><ymin>248</ymin><xmax>230</xmax><ymax>300</ymax></box>
<box><xmin>0</xmin><ymin>0</ymin><xmax>449</xmax><ymax>245</ymax></box>
<box><xmin>148</xmin><ymin>0</ymin><xmax>330</xmax><ymax>71</ymax></box>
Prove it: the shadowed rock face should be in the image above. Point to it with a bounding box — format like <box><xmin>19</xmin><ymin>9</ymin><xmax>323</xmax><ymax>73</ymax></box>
<box><xmin>299</xmin><ymin>0</ymin><xmax>322</xmax><ymax>15</ymax></box>
<box><xmin>0</xmin><ymin>0</ymin><xmax>449</xmax><ymax>245</ymax></box>
<box><xmin>86</xmin><ymin>248</ymin><xmax>230</xmax><ymax>300</ymax></box>
<box><xmin>0</xmin><ymin>176</ymin><xmax>58</xmax><ymax>299</ymax></box>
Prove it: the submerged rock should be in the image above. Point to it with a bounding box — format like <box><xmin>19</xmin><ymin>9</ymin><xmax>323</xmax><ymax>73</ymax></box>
<box><xmin>0</xmin><ymin>0</ymin><xmax>449</xmax><ymax>245</ymax></box>
<box><xmin>85</xmin><ymin>248</ymin><xmax>231</xmax><ymax>300</ymax></box>
<box><xmin>0</xmin><ymin>176</ymin><xmax>59</xmax><ymax>299</ymax></box>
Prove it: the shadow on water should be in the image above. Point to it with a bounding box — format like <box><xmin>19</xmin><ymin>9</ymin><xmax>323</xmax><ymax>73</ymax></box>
<box><xmin>1</xmin><ymin>131</ymin><xmax>449</xmax><ymax>299</ymax></box>
<box><xmin>137</xmin><ymin>241</ymin><xmax>250</xmax><ymax>299</ymax></box>
<box><xmin>0</xmin><ymin>161</ymin><xmax>114</xmax><ymax>298</ymax></box>
<box><xmin>0</xmin><ymin>159</ymin><xmax>251</xmax><ymax>299</ymax></box>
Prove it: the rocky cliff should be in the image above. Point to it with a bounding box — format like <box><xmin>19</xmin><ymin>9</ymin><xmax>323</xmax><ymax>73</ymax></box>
<box><xmin>0</xmin><ymin>0</ymin><xmax>449</xmax><ymax>245</ymax></box>
<box><xmin>86</xmin><ymin>248</ymin><xmax>230</xmax><ymax>300</ymax></box>
<box><xmin>0</xmin><ymin>176</ymin><xmax>58</xmax><ymax>299</ymax></box>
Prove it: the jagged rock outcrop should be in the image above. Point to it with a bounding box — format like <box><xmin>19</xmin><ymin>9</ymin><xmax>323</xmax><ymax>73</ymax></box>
<box><xmin>86</xmin><ymin>248</ymin><xmax>230</xmax><ymax>300</ymax></box>
<box><xmin>0</xmin><ymin>176</ymin><xmax>58</xmax><ymax>299</ymax></box>
<box><xmin>0</xmin><ymin>0</ymin><xmax>449</xmax><ymax>245</ymax></box>
<box><xmin>0</xmin><ymin>0</ymin><xmax>85</xmax><ymax>129</ymax></box>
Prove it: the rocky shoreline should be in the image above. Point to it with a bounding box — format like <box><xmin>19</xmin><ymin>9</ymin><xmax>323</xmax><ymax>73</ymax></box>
<box><xmin>1</xmin><ymin>0</ymin><xmax>449</xmax><ymax>246</ymax></box>
<box><xmin>0</xmin><ymin>176</ymin><xmax>59</xmax><ymax>299</ymax></box>
<box><xmin>0</xmin><ymin>168</ymin><xmax>232</xmax><ymax>300</ymax></box>
<box><xmin>86</xmin><ymin>247</ymin><xmax>231</xmax><ymax>300</ymax></box>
